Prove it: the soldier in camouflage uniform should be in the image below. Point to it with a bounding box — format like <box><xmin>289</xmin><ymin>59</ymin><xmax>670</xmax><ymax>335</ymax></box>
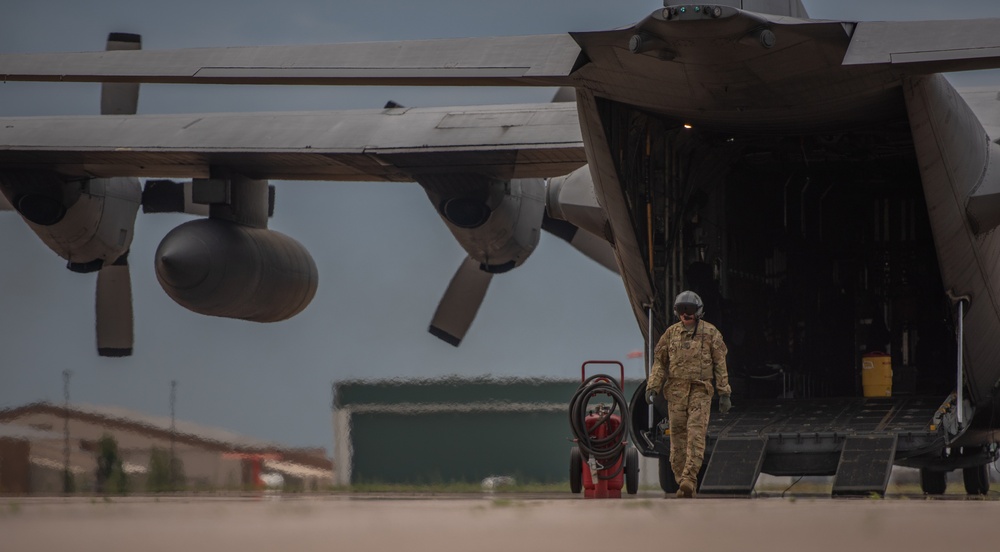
<box><xmin>646</xmin><ymin>290</ymin><xmax>732</xmax><ymax>498</ymax></box>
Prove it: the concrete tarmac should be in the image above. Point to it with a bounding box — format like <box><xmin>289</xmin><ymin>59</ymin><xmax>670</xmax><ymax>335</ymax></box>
<box><xmin>2</xmin><ymin>493</ymin><xmax>998</xmax><ymax>552</ymax></box>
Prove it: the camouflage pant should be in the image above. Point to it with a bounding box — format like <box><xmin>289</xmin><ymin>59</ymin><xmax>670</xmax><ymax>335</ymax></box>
<box><xmin>666</xmin><ymin>378</ymin><xmax>714</xmax><ymax>487</ymax></box>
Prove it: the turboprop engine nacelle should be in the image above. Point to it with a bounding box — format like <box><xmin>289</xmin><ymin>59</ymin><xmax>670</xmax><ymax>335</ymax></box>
<box><xmin>0</xmin><ymin>170</ymin><xmax>140</xmax><ymax>270</ymax></box>
<box><xmin>420</xmin><ymin>167</ymin><xmax>616</xmax><ymax>346</ymax></box>
<box><xmin>419</xmin><ymin>175</ymin><xmax>547</xmax><ymax>345</ymax></box>
<box><xmin>155</xmin><ymin>218</ymin><xmax>318</xmax><ymax>322</ymax></box>
<box><xmin>430</xmin><ymin>177</ymin><xmax>546</xmax><ymax>273</ymax></box>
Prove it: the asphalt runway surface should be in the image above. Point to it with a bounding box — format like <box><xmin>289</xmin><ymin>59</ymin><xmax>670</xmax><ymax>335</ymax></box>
<box><xmin>3</xmin><ymin>492</ymin><xmax>998</xmax><ymax>551</ymax></box>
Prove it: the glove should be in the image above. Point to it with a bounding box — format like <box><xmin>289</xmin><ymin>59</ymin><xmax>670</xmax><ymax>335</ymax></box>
<box><xmin>719</xmin><ymin>395</ymin><xmax>732</xmax><ymax>414</ymax></box>
<box><xmin>646</xmin><ymin>389</ymin><xmax>658</xmax><ymax>405</ymax></box>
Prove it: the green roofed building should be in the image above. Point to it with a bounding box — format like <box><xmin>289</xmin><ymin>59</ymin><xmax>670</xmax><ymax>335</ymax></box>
<box><xmin>332</xmin><ymin>376</ymin><xmax>647</xmax><ymax>486</ymax></box>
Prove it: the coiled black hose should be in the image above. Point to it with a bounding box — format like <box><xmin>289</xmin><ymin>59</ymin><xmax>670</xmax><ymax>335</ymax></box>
<box><xmin>569</xmin><ymin>374</ymin><xmax>630</xmax><ymax>479</ymax></box>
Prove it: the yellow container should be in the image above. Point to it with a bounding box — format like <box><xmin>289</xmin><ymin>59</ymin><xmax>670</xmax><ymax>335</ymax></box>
<box><xmin>861</xmin><ymin>353</ymin><xmax>892</xmax><ymax>397</ymax></box>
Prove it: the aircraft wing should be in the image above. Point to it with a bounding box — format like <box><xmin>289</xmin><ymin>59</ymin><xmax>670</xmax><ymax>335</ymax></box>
<box><xmin>4</xmin><ymin>17</ymin><xmax>1000</xmax><ymax>90</ymax></box>
<box><xmin>843</xmin><ymin>19</ymin><xmax>1000</xmax><ymax>73</ymax></box>
<box><xmin>0</xmin><ymin>35</ymin><xmax>580</xmax><ymax>87</ymax></box>
<box><xmin>0</xmin><ymin>103</ymin><xmax>584</xmax><ymax>180</ymax></box>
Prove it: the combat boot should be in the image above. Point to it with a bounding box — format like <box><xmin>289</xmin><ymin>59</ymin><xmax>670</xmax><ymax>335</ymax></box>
<box><xmin>679</xmin><ymin>478</ymin><xmax>697</xmax><ymax>498</ymax></box>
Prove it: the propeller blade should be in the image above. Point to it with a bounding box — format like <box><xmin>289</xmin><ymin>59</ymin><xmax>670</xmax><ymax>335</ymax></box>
<box><xmin>91</xmin><ymin>33</ymin><xmax>141</xmax><ymax>357</ymax></box>
<box><xmin>96</xmin><ymin>253</ymin><xmax>133</xmax><ymax>357</ymax></box>
<box><xmin>551</xmin><ymin>87</ymin><xmax>576</xmax><ymax>103</ymax></box>
<box><xmin>565</xmin><ymin>227</ymin><xmax>619</xmax><ymax>274</ymax></box>
<box><xmin>428</xmin><ymin>256</ymin><xmax>493</xmax><ymax>347</ymax></box>
<box><xmin>100</xmin><ymin>33</ymin><xmax>141</xmax><ymax>115</ymax></box>
<box><xmin>542</xmin><ymin>214</ymin><xmax>618</xmax><ymax>274</ymax></box>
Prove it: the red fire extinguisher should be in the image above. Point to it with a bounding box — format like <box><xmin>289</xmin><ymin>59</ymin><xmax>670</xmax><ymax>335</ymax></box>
<box><xmin>569</xmin><ymin>361</ymin><xmax>639</xmax><ymax>498</ymax></box>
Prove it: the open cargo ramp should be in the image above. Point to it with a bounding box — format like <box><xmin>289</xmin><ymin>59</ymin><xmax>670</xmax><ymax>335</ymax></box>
<box><xmin>696</xmin><ymin>395</ymin><xmax>948</xmax><ymax>496</ymax></box>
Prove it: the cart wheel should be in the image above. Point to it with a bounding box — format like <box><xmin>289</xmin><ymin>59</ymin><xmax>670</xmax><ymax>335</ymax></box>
<box><xmin>920</xmin><ymin>468</ymin><xmax>947</xmax><ymax>495</ymax></box>
<box><xmin>570</xmin><ymin>447</ymin><xmax>583</xmax><ymax>494</ymax></box>
<box><xmin>963</xmin><ymin>464</ymin><xmax>990</xmax><ymax>496</ymax></box>
<box><xmin>658</xmin><ymin>457</ymin><xmax>679</xmax><ymax>494</ymax></box>
<box><xmin>625</xmin><ymin>447</ymin><xmax>640</xmax><ymax>495</ymax></box>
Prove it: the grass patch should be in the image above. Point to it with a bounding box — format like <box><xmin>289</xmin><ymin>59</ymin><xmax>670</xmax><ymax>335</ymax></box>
<box><xmin>337</xmin><ymin>481</ymin><xmax>571</xmax><ymax>494</ymax></box>
<box><xmin>490</xmin><ymin>498</ymin><xmax>537</xmax><ymax>508</ymax></box>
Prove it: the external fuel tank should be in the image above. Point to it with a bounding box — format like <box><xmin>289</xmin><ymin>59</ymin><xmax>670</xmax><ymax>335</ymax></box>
<box><xmin>155</xmin><ymin>218</ymin><xmax>317</xmax><ymax>322</ymax></box>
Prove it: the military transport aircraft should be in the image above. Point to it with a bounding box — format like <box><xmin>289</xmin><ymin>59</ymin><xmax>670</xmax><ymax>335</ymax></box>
<box><xmin>3</xmin><ymin>0</ymin><xmax>1000</xmax><ymax>496</ymax></box>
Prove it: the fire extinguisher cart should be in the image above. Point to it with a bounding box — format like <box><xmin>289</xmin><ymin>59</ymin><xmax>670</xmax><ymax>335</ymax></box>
<box><xmin>568</xmin><ymin>360</ymin><xmax>639</xmax><ymax>498</ymax></box>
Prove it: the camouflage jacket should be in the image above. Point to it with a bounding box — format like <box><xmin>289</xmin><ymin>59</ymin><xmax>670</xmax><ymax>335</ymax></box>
<box><xmin>648</xmin><ymin>319</ymin><xmax>731</xmax><ymax>396</ymax></box>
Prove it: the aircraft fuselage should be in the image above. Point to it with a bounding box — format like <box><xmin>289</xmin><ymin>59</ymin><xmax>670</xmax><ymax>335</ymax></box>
<box><xmin>571</xmin><ymin>8</ymin><xmax>1000</xmax><ymax>454</ymax></box>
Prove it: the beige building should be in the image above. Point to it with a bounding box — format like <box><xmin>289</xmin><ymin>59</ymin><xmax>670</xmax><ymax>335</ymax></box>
<box><xmin>0</xmin><ymin>402</ymin><xmax>332</xmax><ymax>494</ymax></box>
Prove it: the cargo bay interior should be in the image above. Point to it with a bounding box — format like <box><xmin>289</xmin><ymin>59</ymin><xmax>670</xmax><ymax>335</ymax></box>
<box><xmin>606</xmin><ymin>98</ymin><xmax>984</xmax><ymax>494</ymax></box>
<box><xmin>605</xmin><ymin>99</ymin><xmax>957</xmax><ymax>402</ymax></box>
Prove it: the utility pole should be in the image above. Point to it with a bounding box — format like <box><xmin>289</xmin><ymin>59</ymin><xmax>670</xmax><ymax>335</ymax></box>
<box><xmin>62</xmin><ymin>369</ymin><xmax>72</xmax><ymax>493</ymax></box>
<box><xmin>170</xmin><ymin>380</ymin><xmax>177</xmax><ymax>490</ymax></box>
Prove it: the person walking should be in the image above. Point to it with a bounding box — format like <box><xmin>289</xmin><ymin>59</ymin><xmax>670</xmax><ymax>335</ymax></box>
<box><xmin>646</xmin><ymin>290</ymin><xmax>732</xmax><ymax>498</ymax></box>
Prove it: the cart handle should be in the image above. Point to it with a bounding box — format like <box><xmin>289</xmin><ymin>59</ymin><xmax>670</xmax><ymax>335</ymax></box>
<box><xmin>581</xmin><ymin>360</ymin><xmax>625</xmax><ymax>390</ymax></box>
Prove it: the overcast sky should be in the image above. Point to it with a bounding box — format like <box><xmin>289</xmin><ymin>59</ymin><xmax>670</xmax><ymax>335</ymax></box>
<box><xmin>1</xmin><ymin>0</ymin><xmax>999</xmax><ymax>453</ymax></box>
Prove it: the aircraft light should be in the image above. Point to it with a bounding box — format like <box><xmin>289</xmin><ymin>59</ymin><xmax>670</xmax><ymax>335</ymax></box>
<box><xmin>759</xmin><ymin>29</ymin><xmax>776</xmax><ymax>49</ymax></box>
<box><xmin>628</xmin><ymin>33</ymin><xmax>669</xmax><ymax>56</ymax></box>
<box><xmin>711</xmin><ymin>6</ymin><xmax>723</xmax><ymax>18</ymax></box>
<box><xmin>738</xmin><ymin>27</ymin><xmax>777</xmax><ymax>49</ymax></box>
<box><xmin>684</xmin><ymin>124</ymin><xmax>693</xmax><ymax>129</ymax></box>
<box><xmin>629</xmin><ymin>34</ymin><xmax>643</xmax><ymax>53</ymax></box>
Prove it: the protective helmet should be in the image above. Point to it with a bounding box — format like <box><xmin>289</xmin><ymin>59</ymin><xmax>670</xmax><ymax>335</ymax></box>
<box><xmin>673</xmin><ymin>290</ymin><xmax>704</xmax><ymax>318</ymax></box>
